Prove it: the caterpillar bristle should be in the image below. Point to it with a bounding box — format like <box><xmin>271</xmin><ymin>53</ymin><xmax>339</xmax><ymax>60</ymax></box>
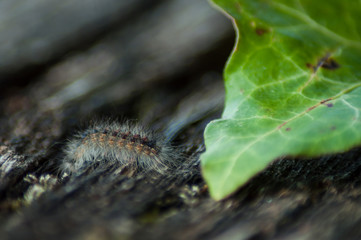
<box><xmin>61</xmin><ymin>120</ymin><xmax>181</xmax><ymax>175</ymax></box>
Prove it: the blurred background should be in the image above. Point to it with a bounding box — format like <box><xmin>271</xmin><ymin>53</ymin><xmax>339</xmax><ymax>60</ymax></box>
<box><xmin>0</xmin><ymin>0</ymin><xmax>233</xmax><ymax>121</ymax></box>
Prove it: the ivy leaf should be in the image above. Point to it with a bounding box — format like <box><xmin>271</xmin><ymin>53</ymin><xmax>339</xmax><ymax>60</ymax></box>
<box><xmin>201</xmin><ymin>0</ymin><xmax>361</xmax><ymax>200</ymax></box>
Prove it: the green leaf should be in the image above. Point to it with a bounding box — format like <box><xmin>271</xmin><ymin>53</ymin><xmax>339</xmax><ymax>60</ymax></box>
<box><xmin>201</xmin><ymin>0</ymin><xmax>361</xmax><ymax>200</ymax></box>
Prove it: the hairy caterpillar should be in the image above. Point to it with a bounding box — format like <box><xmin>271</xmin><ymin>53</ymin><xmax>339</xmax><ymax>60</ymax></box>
<box><xmin>61</xmin><ymin>120</ymin><xmax>180</xmax><ymax>174</ymax></box>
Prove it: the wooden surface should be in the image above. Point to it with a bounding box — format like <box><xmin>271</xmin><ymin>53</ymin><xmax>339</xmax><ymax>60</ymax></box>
<box><xmin>1</xmin><ymin>1</ymin><xmax>361</xmax><ymax>240</ymax></box>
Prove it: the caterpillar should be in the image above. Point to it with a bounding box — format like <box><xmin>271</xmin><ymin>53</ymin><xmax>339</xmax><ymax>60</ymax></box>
<box><xmin>61</xmin><ymin>120</ymin><xmax>180</xmax><ymax>175</ymax></box>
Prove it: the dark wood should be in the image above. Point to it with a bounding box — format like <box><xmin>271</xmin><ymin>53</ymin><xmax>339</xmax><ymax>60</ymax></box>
<box><xmin>1</xmin><ymin>0</ymin><xmax>361</xmax><ymax>240</ymax></box>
